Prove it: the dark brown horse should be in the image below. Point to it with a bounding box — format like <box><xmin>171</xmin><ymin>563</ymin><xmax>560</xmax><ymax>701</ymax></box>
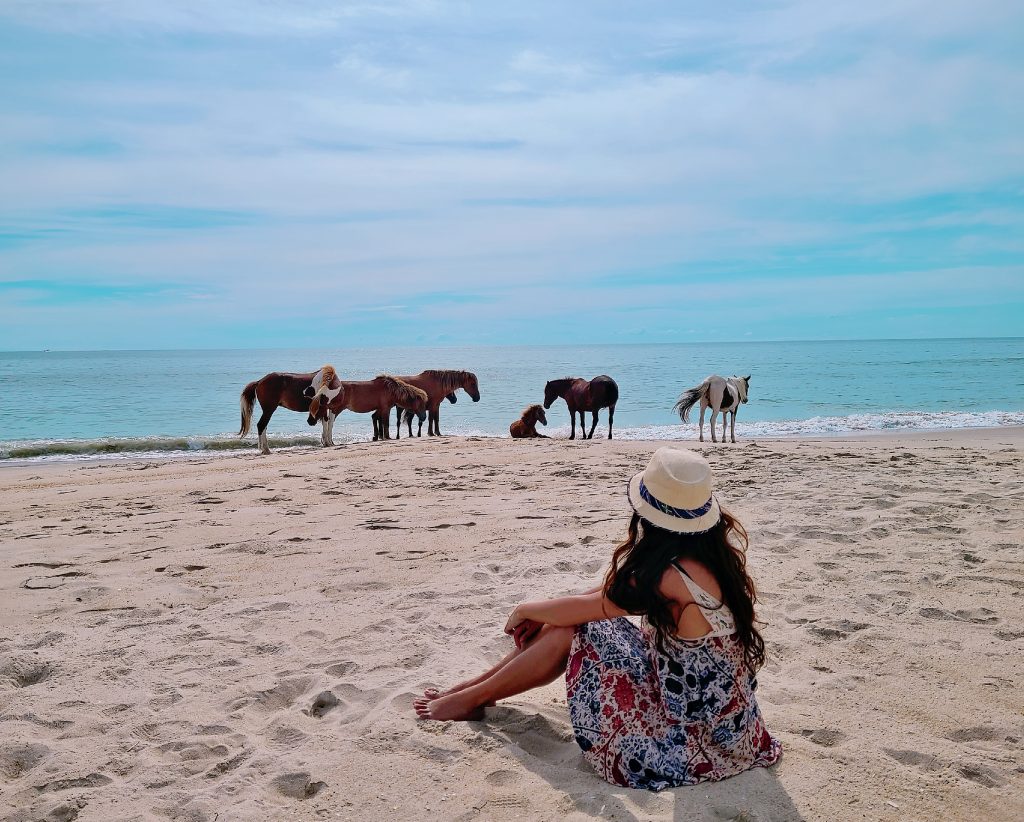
<box><xmin>543</xmin><ymin>375</ymin><xmax>619</xmax><ymax>440</ymax></box>
<box><xmin>306</xmin><ymin>372</ymin><xmax>428</xmax><ymax>441</ymax></box>
<box><xmin>390</xmin><ymin>392</ymin><xmax>458</xmax><ymax>439</ymax></box>
<box><xmin>391</xmin><ymin>370</ymin><xmax>481</xmax><ymax>436</ymax></box>
<box><xmin>239</xmin><ymin>366</ymin><xmax>344</xmax><ymax>454</ymax></box>
<box><xmin>509</xmin><ymin>404</ymin><xmax>548</xmax><ymax>438</ymax></box>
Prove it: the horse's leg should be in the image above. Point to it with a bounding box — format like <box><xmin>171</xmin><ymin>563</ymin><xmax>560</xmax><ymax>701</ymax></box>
<box><xmin>698</xmin><ymin>403</ymin><xmax>706</xmax><ymax>442</ymax></box>
<box><xmin>587</xmin><ymin>410</ymin><xmax>598</xmax><ymax>440</ymax></box>
<box><xmin>568</xmin><ymin>404</ymin><xmax>576</xmax><ymax>439</ymax></box>
<box><xmin>428</xmin><ymin>402</ymin><xmax>440</xmax><ymax>436</ymax></box>
<box><xmin>256</xmin><ymin>402</ymin><xmax>275</xmax><ymax>455</ymax></box>
<box><xmin>380</xmin><ymin>406</ymin><xmax>392</xmax><ymax>440</ymax></box>
<box><xmin>327</xmin><ymin>411</ymin><xmax>336</xmax><ymax>446</ymax></box>
<box><xmin>710</xmin><ymin>407</ymin><xmax>718</xmax><ymax>443</ymax></box>
<box><xmin>608</xmin><ymin>404</ymin><xmax>615</xmax><ymax>440</ymax></box>
<box><xmin>730</xmin><ymin>410</ymin><xmax>737</xmax><ymax>444</ymax></box>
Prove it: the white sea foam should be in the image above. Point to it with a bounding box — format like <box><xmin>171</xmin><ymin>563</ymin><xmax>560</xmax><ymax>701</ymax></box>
<box><xmin>607</xmin><ymin>410</ymin><xmax>1024</xmax><ymax>440</ymax></box>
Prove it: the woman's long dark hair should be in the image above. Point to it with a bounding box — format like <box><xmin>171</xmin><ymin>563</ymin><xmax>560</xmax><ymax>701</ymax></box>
<box><xmin>603</xmin><ymin>510</ymin><xmax>766</xmax><ymax>672</ymax></box>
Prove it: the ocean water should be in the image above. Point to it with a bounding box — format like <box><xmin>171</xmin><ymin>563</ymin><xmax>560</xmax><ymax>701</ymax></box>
<box><xmin>1</xmin><ymin>338</ymin><xmax>1022</xmax><ymax>461</ymax></box>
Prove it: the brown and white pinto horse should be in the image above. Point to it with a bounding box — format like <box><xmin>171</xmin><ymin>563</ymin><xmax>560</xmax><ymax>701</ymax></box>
<box><xmin>509</xmin><ymin>404</ymin><xmax>548</xmax><ymax>438</ymax></box>
<box><xmin>389</xmin><ymin>370</ymin><xmax>481</xmax><ymax>437</ymax></box>
<box><xmin>306</xmin><ymin>372</ymin><xmax>428</xmax><ymax>442</ymax></box>
<box><xmin>239</xmin><ymin>366</ymin><xmax>344</xmax><ymax>455</ymax></box>
<box><xmin>544</xmin><ymin>375</ymin><xmax>619</xmax><ymax>440</ymax></box>
<box><xmin>674</xmin><ymin>374</ymin><xmax>750</xmax><ymax>443</ymax></box>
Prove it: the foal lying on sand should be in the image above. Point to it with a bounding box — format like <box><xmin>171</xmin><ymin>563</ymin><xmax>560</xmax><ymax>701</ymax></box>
<box><xmin>509</xmin><ymin>404</ymin><xmax>548</xmax><ymax>438</ymax></box>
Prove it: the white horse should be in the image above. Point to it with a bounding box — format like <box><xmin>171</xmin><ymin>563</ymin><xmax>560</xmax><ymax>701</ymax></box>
<box><xmin>673</xmin><ymin>375</ymin><xmax>750</xmax><ymax>443</ymax></box>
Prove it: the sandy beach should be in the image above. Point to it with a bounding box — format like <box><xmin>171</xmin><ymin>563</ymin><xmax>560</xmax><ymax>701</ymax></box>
<box><xmin>1</xmin><ymin>430</ymin><xmax>1022</xmax><ymax>822</ymax></box>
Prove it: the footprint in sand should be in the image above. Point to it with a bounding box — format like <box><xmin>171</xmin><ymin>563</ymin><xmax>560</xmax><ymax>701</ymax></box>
<box><xmin>0</xmin><ymin>741</ymin><xmax>51</xmax><ymax>779</ymax></box>
<box><xmin>306</xmin><ymin>691</ymin><xmax>340</xmax><ymax>718</ymax></box>
<box><xmin>35</xmin><ymin>772</ymin><xmax>113</xmax><ymax>793</ymax></box>
<box><xmin>800</xmin><ymin>728</ymin><xmax>846</xmax><ymax>747</ymax></box>
<box><xmin>0</xmin><ymin>656</ymin><xmax>55</xmax><ymax>688</ymax></box>
<box><xmin>484</xmin><ymin>769</ymin><xmax>520</xmax><ymax>787</ymax></box>
<box><xmin>945</xmin><ymin>725</ymin><xmax>1002</xmax><ymax>743</ymax></box>
<box><xmin>883</xmin><ymin>748</ymin><xmax>943</xmax><ymax>771</ymax></box>
<box><xmin>270</xmin><ymin>771</ymin><xmax>327</xmax><ymax>799</ymax></box>
<box><xmin>958</xmin><ymin>763</ymin><xmax>1009</xmax><ymax>788</ymax></box>
<box><xmin>919</xmin><ymin>607</ymin><xmax>999</xmax><ymax>624</ymax></box>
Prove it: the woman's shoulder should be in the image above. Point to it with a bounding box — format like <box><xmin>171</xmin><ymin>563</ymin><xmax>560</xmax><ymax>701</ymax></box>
<box><xmin>666</xmin><ymin>558</ymin><xmax>723</xmax><ymax>603</ymax></box>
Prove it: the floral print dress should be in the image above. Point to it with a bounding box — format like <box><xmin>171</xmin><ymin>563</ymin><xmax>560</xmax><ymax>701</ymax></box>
<box><xmin>565</xmin><ymin>563</ymin><xmax>781</xmax><ymax>791</ymax></box>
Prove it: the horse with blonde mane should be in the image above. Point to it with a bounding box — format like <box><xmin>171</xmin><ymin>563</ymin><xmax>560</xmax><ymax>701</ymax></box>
<box><xmin>509</xmin><ymin>404</ymin><xmax>548</xmax><ymax>438</ymax></box>
<box><xmin>306</xmin><ymin>371</ymin><xmax>428</xmax><ymax>442</ymax></box>
<box><xmin>239</xmin><ymin>366</ymin><xmax>345</xmax><ymax>455</ymax></box>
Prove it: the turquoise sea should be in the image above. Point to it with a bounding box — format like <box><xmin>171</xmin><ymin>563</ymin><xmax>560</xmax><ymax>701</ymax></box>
<box><xmin>1</xmin><ymin>338</ymin><xmax>1022</xmax><ymax>461</ymax></box>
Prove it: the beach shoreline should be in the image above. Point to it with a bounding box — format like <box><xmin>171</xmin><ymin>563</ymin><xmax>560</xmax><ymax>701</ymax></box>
<box><xmin>1</xmin><ymin>432</ymin><xmax>1022</xmax><ymax>820</ymax></box>
<box><xmin>2</xmin><ymin>424</ymin><xmax>1022</xmax><ymax>470</ymax></box>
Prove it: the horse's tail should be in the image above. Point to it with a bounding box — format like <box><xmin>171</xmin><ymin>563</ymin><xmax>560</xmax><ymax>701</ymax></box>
<box><xmin>605</xmin><ymin>378</ymin><xmax>619</xmax><ymax>408</ymax></box>
<box><xmin>239</xmin><ymin>381</ymin><xmax>258</xmax><ymax>437</ymax></box>
<box><xmin>673</xmin><ymin>379</ymin><xmax>708</xmax><ymax>423</ymax></box>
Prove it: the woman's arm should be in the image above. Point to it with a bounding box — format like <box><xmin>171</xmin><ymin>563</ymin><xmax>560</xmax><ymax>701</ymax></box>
<box><xmin>506</xmin><ymin>590</ymin><xmax>627</xmax><ymax>633</ymax></box>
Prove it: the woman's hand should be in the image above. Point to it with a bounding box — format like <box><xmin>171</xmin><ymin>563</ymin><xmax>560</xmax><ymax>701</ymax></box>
<box><xmin>504</xmin><ymin>605</ymin><xmax>544</xmax><ymax>649</ymax></box>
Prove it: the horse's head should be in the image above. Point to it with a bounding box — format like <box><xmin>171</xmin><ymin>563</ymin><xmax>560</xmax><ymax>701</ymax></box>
<box><xmin>446</xmin><ymin>392</ymin><xmax>458</xmax><ymax>405</ymax></box>
<box><xmin>464</xmin><ymin>372</ymin><xmax>481</xmax><ymax>402</ymax></box>
<box><xmin>543</xmin><ymin>381</ymin><xmax>558</xmax><ymax>409</ymax></box>
<box><xmin>738</xmin><ymin>375</ymin><xmax>750</xmax><ymax>403</ymax></box>
<box><xmin>534</xmin><ymin>405</ymin><xmax>548</xmax><ymax>426</ymax></box>
<box><xmin>307</xmin><ymin>394</ymin><xmax>322</xmax><ymax>425</ymax></box>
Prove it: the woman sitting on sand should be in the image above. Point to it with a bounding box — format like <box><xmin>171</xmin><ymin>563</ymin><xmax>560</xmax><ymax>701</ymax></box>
<box><xmin>415</xmin><ymin>446</ymin><xmax>781</xmax><ymax>791</ymax></box>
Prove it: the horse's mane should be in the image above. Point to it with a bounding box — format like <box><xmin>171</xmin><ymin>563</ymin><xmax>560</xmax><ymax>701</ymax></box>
<box><xmin>421</xmin><ymin>369</ymin><xmax>476</xmax><ymax>393</ymax></box>
<box><xmin>522</xmin><ymin>403</ymin><xmax>544</xmax><ymax>419</ymax></box>
<box><xmin>318</xmin><ymin>364</ymin><xmax>337</xmax><ymax>387</ymax></box>
<box><xmin>377</xmin><ymin>374</ymin><xmax>428</xmax><ymax>407</ymax></box>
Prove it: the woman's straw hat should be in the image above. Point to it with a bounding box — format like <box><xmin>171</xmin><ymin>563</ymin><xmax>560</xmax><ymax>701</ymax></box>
<box><xmin>627</xmin><ymin>447</ymin><xmax>722</xmax><ymax>534</ymax></box>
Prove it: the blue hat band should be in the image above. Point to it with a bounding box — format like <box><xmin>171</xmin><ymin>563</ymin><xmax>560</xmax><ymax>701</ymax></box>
<box><xmin>638</xmin><ymin>479</ymin><xmax>713</xmax><ymax>520</ymax></box>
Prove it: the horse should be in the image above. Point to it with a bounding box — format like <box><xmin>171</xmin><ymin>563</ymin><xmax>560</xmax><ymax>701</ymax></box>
<box><xmin>394</xmin><ymin>392</ymin><xmax>458</xmax><ymax>439</ymax></box>
<box><xmin>239</xmin><ymin>366</ymin><xmax>345</xmax><ymax>455</ymax></box>
<box><xmin>510</xmin><ymin>404</ymin><xmax>548</xmax><ymax>438</ymax></box>
<box><xmin>390</xmin><ymin>370</ymin><xmax>481</xmax><ymax>436</ymax></box>
<box><xmin>306</xmin><ymin>371</ymin><xmax>428</xmax><ymax>442</ymax></box>
<box><xmin>543</xmin><ymin>375</ymin><xmax>619</xmax><ymax>440</ymax></box>
<box><xmin>673</xmin><ymin>375</ymin><xmax>750</xmax><ymax>443</ymax></box>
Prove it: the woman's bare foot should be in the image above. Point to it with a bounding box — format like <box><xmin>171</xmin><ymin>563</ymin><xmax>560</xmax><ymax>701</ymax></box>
<box><xmin>414</xmin><ymin>692</ymin><xmax>486</xmax><ymax>721</ymax></box>
<box><xmin>422</xmin><ymin>686</ymin><xmax>495</xmax><ymax>706</ymax></box>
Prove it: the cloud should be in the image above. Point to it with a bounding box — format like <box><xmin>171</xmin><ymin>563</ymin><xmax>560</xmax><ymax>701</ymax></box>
<box><xmin>0</xmin><ymin>1</ymin><xmax>1022</xmax><ymax>348</ymax></box>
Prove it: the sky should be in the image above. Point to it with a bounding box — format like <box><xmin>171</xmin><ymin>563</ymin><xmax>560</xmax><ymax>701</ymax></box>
<box><xmin>0</xmin><ymin>0</ymin><xmax>1022</xmax><ymax>350</ymax></box>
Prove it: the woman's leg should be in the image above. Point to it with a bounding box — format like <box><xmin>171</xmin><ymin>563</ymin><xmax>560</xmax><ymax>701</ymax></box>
<box><xmin>423</xmin><ymin>646</ymin><xmax>520</xmax><ymax>700</ymax></box>
<box><xmin>415</xmin><ymin>625</ymin><xmax>575</xmax><ymax>721</ymax></box>
<box><xmin>423</xmin><ymin>624</ymin><xmax>550</xmax><ymax>699</ymax></box>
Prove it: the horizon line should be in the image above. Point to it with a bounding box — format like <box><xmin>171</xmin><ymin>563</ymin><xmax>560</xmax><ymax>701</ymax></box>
<box><xmin>2</xmin><ymin>335</ymin><xmax>1022</xmax><ymax>355</ymax></box>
